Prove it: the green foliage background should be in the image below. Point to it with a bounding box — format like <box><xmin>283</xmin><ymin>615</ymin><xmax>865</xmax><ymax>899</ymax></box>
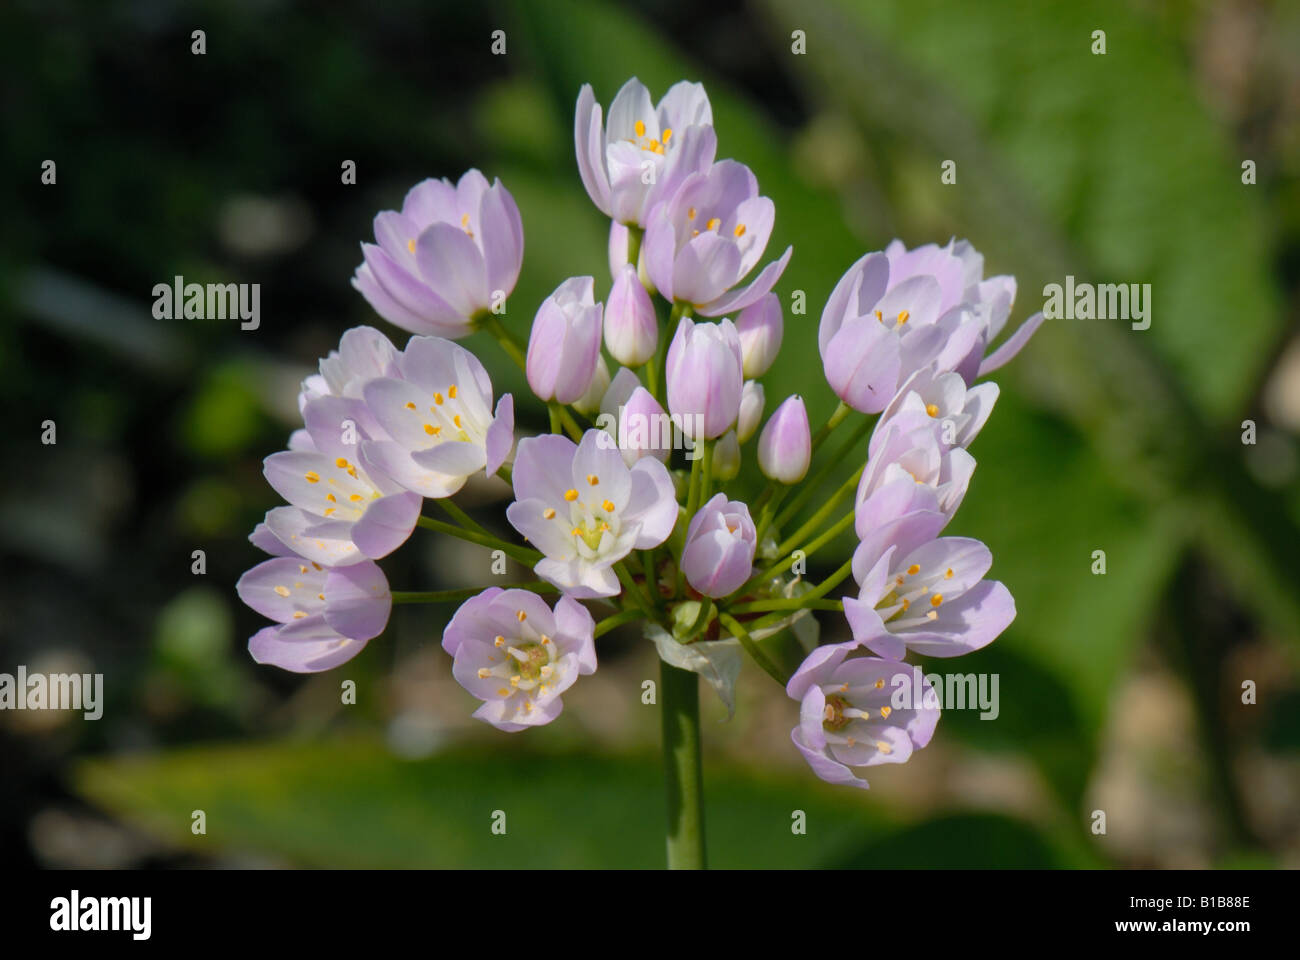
<box><xmin>3</xmin><ymin>0</ymin><xmax>1298</xmax><ymax>868</ymax></box>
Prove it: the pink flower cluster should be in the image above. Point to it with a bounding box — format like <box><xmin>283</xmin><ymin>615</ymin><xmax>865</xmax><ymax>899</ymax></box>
<box><xmin>239</xmin><ymin>77</ymin><xmax>1043</xmax><ymax>789</ymax></box>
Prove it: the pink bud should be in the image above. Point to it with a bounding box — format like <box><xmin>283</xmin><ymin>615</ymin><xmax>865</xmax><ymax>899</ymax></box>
<box><xmin>665</xmin><ymin>316</ymin><xmax>743</xmax><ymax>440</ymax></box>
<box><xmin>605</xmin><ymin>264</ymin><xmax>658</xmax><ymax>366</ymax></box>
<box><xmin>758</xmin><ymin>395</ymin><xmax>811</xmax><ymax>484</ymax></box>
<box><xmin>526</xmin><ymin>276</ymin><xmax>604</xmax><ymax>404</ymax></box>
<box><xmin>735</xmin><ymin>293</ymin><xmax>783</xmax><ymax>378</ymax></box>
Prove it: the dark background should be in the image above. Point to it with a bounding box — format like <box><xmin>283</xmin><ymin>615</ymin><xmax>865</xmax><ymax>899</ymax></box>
<box><xmin>2</xmin><ymin>0</ymin><xmax>1299</xmax><ymax>868</ymax></box>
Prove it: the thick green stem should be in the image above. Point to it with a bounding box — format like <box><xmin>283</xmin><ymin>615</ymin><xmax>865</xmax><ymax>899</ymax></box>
<box><xmin>660</xmin><ymin>660</ymin><xmax>706</xmax><ymax>869</ymax></box>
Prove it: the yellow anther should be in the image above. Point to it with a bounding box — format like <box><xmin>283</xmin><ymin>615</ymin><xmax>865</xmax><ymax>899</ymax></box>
<box><xmin>587</xmin><ymin>474</ymin><xmax>599</xmax><ymax>485</ymax></box>
<box><xmin>434</xmin><ymin>393</ymin><xmax>444</xmax><ymax>405</ymax></box>
<box><xmin>944</xmin><ymin>568</ymin><xmax>954</xmax><ymax>579</ymax></box>
<box><xmin>897</xmin><ymin>310</ymin><xmax>910</xmax><ymax>325</ymax></box>
<box><xmin>404</xmin><ymin>401</ymin><xmax>416</xmax><ymax>410</ymax></box>
<box><xmin>516</xmin><ymin>610</ymin><xmax>527</xmax><ymax>622</ymax></box>
<box><xmin>453</xmin><ymin>414</ymin><xmax>462</xmax><ymax>428</ymax></box>
<box><xmin>541</xmin><ymin>635</ymin><xmax>551</xmax><ymax>645</ymax></box>
<box><xmin>477</xmin><ymin>668</ymin><xmax>490</xmax><ymax>679</ymax></box>
<box><xmin>662</xmin><ymin>128</ymin><xmax>673</xmax><ymax>142</ymax></box>
<box><xmin>877</xmin><ymin>740</ymin><xmax>893</xmax><ymax>755</ymax></box>
<box><xmin>298</xmin><ymin>564</ymin><xmax>308</xmax><ymax>574</ymax></box>
<box><xmin>494</xmin><ymin>635</ymin><xmax>505</xmax><ymax>647</ymax></box>
<box><xmin>497</xmin><ymin>688</ymin><xmax>509</xmax><ymax>696</ymax></box>
<box><xmin>448</xmin><ymin>385</ymin><xmax>457</xmax><ymax>399</ymax></box>
<box><xmin>543</xmin><ymin>508</ymin><xmax>556</xmax><ymax>519</ymax></box>
<box><xmin>634</xmin><ymin>119</ymin><xmax>646</xmax><ymax>137</ymax></box>
<box><xmin>324</xmin><ymin>507</ymin><xmax>336</xmax><ymax>516</ymax></box>
<box><xmin>705</xmin><ymin>217</ymin><xmax>721</xmax><ymax>231</ymax></box>
<box><xmin>349</xmin><ymin>494</ymin><xmax>363</xmax><ymax>502</ymax></box>
<box><xmin>424</xmin><ymin>423</ymin><xmax>440</xmax><ymax>435</ymax></box>
<box><xmin>875</xmin><ymin>310</ymin><xmax>883</xmax><ymax>322</ymax></box>
<box><xmin>564</xmin><ymin>488</ymin><xmax>579</xmax><ymax>501</ymax></box>
<box><xmin>292</xmin><ymin>611</ymin><xmax>306</xmax><ymax>619</ymax></box>
<box><xmin>325</xmin><ymin>493</ymin><xmax>336</xmax><ymax>503</ymax></box>
<box><xmin>907</xmin><ymin>564</ymin><xmax>920</xmax><ymax>575</ymax></box>
<box><xmin>931</xmin><ymin>594</ymin><xmax>944</xmax><ymax>607</ymax></box>
<box><xmin>687</xmin><ymin>206</ymin><xmax>697</xmax><ymax>220</ymax></box>
<box><xmin>311</xmin><ymin>562</ymin><xmax>322</xmax><ymax>570</ymax></box>
<box><xmin>407</xmin><ymin>238</ymin><xmax>416</xmax><ymax>254</ymax></box>
<box><xmin>926</xmin><ymin>403</ymin><xmax>940</xmax><ymax>417</ymax></box>
<box><xmin>880</xmin><ymin>706</ymin><xmax>892</xmax><ymax>719</ymax></box>
<box><xmin>510</xmin><ymin>676</ymin><xmax>520</xmax><ymax>687</ymax></box>
<box><xmin>274</xmin><ymin>585</ymin><xmax>290</xmax><ymax>597</ymax></box>
<box><xmin>648</xmin><ymin>139</ymin><xmax>662</xmax><ymax>153</ymax></box>
<box><xmin>304</xmin><ymin>471</ymin><xmax>320</xmax><ymax>483</ymax></box>
<box><xmin>734</xmin><ymin>223</ymin><xmax>746</xmax><ymax>237</ymax></box>
<box><xmin>317</xmin><ymin>592</ymin><xmax>325</xmax><ymax>601</ymax></box>
<box><xmin>901</xmin><ymin>598</ymin><xmax>910</xmax><ymax>611</ymax></box>
<box><xmin>875</xmin><ymin>678</ymin><xmax>885</xmax><ymax>689</ymax></box>
<box><xmin>571</xmin><ymin>527</ymin><xmax>583</xmax><ymax>537</ymax></box>
<box><xmin>602</xmin><ymin>499</ymin><xmax>615</xmax><ymax>512</ymax></box>
<box><xmin>460</xmin><ymin>213</ymin><xmax>470</xmax><ymax>227</ymax></box>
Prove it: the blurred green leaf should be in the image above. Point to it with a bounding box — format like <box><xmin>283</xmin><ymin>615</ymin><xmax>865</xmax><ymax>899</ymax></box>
<box><xmin>827</xmin><ymin>811</ymin><xmax>1081</xmax><ymax>869</ymax></box>
<box><xmin>75</xmin><ymin>736</ymin><xmax>917</xmax><ymax>868</ymax></box>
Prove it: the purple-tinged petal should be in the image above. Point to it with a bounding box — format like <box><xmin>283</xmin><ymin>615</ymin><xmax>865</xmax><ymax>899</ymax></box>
<box><xmin>322</xmin><ymin>561</ymin><xmax>392</xmax><ymax>641</ymax></box>
<box><xmin>485</xmin><ymin>393</ymin><xmax>514</xmax><ymax>476</ymax></box>
<box><xmin>350</xmin><ymin>491</ymin><xmax>421</xmax><ymax>559</ymax></box>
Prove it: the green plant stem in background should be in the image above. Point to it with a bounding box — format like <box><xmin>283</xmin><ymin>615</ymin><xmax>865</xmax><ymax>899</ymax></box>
<box><xmin>650</xmin><ymin>301</ymin><xmax>686</xmax><ymax>405</ymax></box>
<box><xmin>718</xmin><ymin>612</ymin><xmax>787</xmax><ymax>685</ymax></box>
<box><xmin>660</xmin><ymin>660</ymin><xmax>706</xmax><ymax>869</ymax></box>
<box><xmin>435</xmin><ymin>497</ymin><xmax>491</xmax><ymax>538</ymax></box>
<box><xmin>392</xmin><ymin>583</ymin><xmax>556</xmax><ymax>605</ymax></box>
<box><xmin>415</xmin><ymin>514</ymin><xmax>541</xmax><ymax>566</ymax></box>
<box><xmin>809</xmin><ymin>401</ymin><xmax>853</xmax><ymax>455</ymax></box>
<box><xmin>775</xmin><ymin>415</ymin><xmax>871</xmax><ymax>531</ymax></box>
<box><xmin>482</xmin><ymin>313</ymin><xmax>527</xmax><ymax>370</ymax></box>
<box><xmin>614</xmin><ymin>562</ymin><xmax>658</xmax><ymax>623</ymax></box>
<box><xmin>775</xmin><ymin>467</ymin><xmax>864</xmax><ymax>558</ymax></box>
<box><xmin>626</xmin><ymin>224</ymin><xmax>643</xmax><ymax>271</ymax></box>
<box><xmin>593</xmin><ymin>608</ymin><xmax>642</xmax><ymax>639</ymax></box>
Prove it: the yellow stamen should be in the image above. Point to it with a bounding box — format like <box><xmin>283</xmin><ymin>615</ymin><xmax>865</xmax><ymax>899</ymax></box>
<box><xmin>494</xmin><ymin>636</ymin><xmax>505</xmax><ymax>647</ymax></box>
<box><xmin>705</xmin><ymin>217</ymin><xmax>720</xmax><ymax>231</ymax></box>
<box><xmin>877</xmin><ymin>740</ymin><xmax>893</xmax><ymax>755</ymax></box>
<box><xmin>945</xmin><ymin>568</ymin><xmax>954</xmax><ymax>578</ymax></box>
<box><xmin>424</xmin><ymin>423</ymin><xmax>440</xmax><ymax>435</ymax></box>
<box><xmin>907</xmin><ymin>564</ymin><xmax>920</xmax><ymax>575</ymax></box>
<box><xmin>926</xmin><ymin>403</ymin><xmax>940</xmax><ymax>417</ymax></box>
<box><xmin>875</xmin><ymin>679</ymin><xmax>885</xmax><ymax>689</ymax></box>
<box><xmin>292</xmin><ymin>611</ymin><xmax>306</xmax><ymax>619</ymax></box>
<box><xmin>543</xmin><ymin>508</ymin><xmax>556</xmax><ymax>519</ymax></box>
<box><xmin>662</xmin><ymin>128</ymin><xmax>673</xmax><ymax>142</ymax></box>
<box><xmin>564</xmin><ymin>488</ymin><xmax>578</xmax><ymax>502</ymax></box>
<box><xmin>453</xmin><ymin>414</ymin><xmax>462</xmax><ymax>428</ymax></box>
<box><xmin>880</xmin><ymin>706</ymin><xmax>892</xmax><ymax>719</ymax></box>
<box><xmin>516</xmin><ymin>610</ymin><xmax>527</xmax><ymax>622</ymax></box>
<box><xmin>734</xmin><ymin>223</ymin><xmax>746</xmax><ymax>237</ymax></box>
<box><xmin>687</xmin><ymin>206</ymin><xmax>697</xmax><ymax>220</ymax></box>
<box><xmin>274</xmin><ymin>586</ymin><xmax>290</xmax><ymax>597</ymax></box>
<box><xmin>931</xmin><ymin>594</ymin><xmax>944</xmax><ymax>607</ymax></box>
<box><xmin>407</xmin><ymin>238</ymin><xmax>416</xmax><ymax>254</ymax></box>
<box><xmin>602</xmin><ymin>499</ymin><xmax>615</xmax><ymax>512</ymax></box>
<box><xmin>324</xmin><ymin>507</ymin><xmax>336</xmax><ymax>516</ymax></box>
<box><xmin>587</xmin><ymin>474</ymin><xmax>599</xmax><ymax>485</ymax></box>
<box><xmin>634</xmin><ymin>119</ymin><xmax>646</xmax><ymax>137</ymax></box>
<box><xmin>325</xmin><ymin>493</ymin><xmax>336</xmax><ymax>503</ymax></box>
<box><xmin>434</xmin><ymin>393</ymin><xmax>444</xmax><ymax>405</ymax></box>
<box><xmin>336</xmin><ymin>458</ymin><xmax>349</xmax><ymax>469</ymax></box>
<box><xmin>875</xmin><ymin>310</ymin><xmax>883</xmax><ymax>322</ymax></box>
<box><xmin>304</xmin><ymin>471</ymin><xmax>320</xmax><ymax>483</ymax></box>
<box><xmin>404</xmin><ymin>401</ymin><xmax>416</xmax><ymax>410</ymax></box>
<box><xmin>448</xmin><ymin>385</ymin><xmax>457</xmax><ymax>399</ymax></box>
<box><xmin>897</xmin><ymin>310</ymin><xmax>910</xmax><ymax>325</ymax></box>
